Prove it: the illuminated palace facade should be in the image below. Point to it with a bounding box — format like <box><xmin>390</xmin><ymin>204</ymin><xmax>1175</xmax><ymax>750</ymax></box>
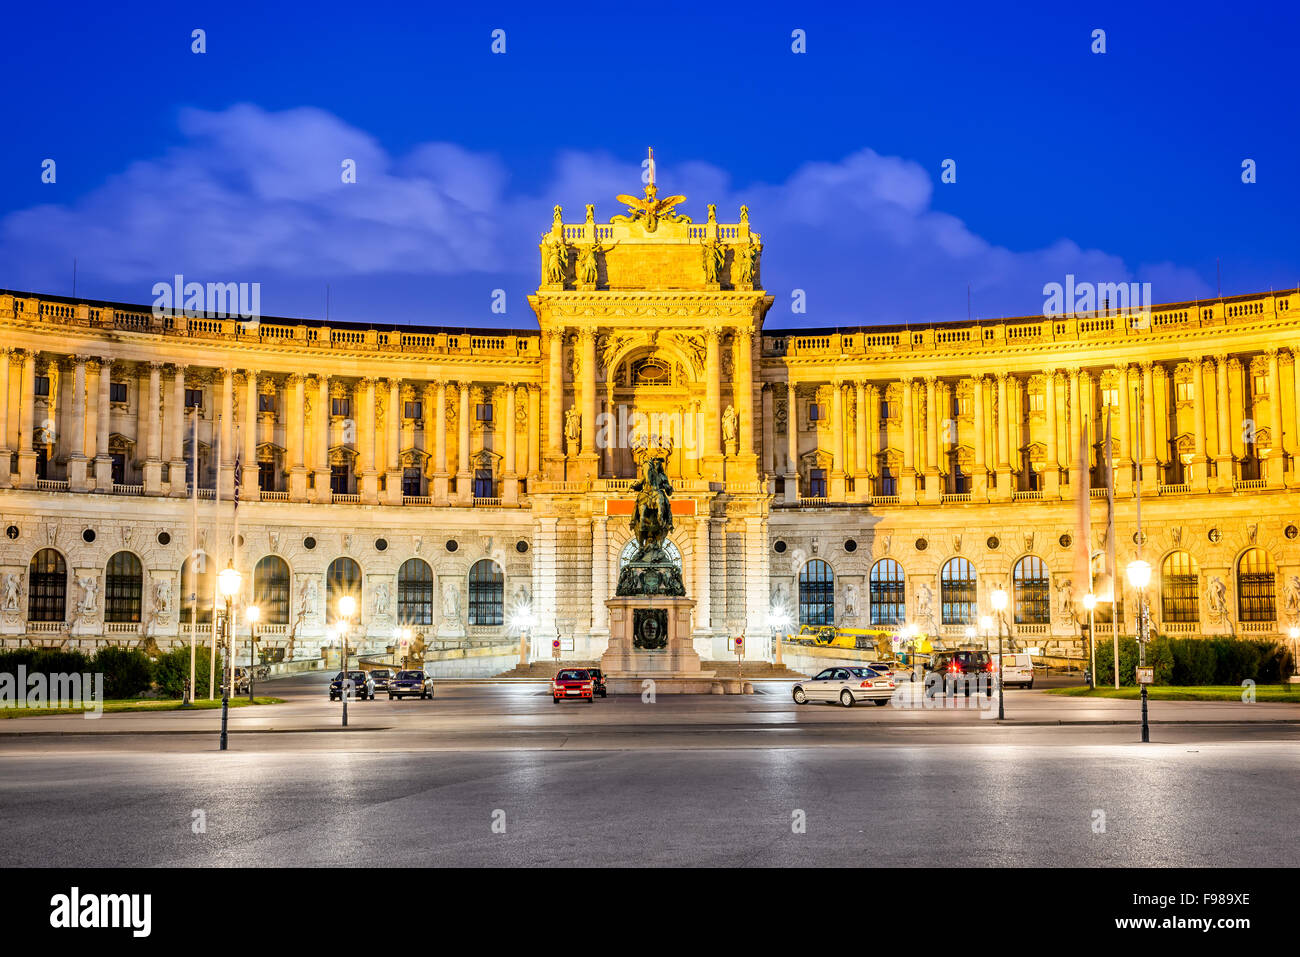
<box><xmin>1</xmin><ymin>186</ymin><xmax>1298</xmax><ymax>672</ymax></box>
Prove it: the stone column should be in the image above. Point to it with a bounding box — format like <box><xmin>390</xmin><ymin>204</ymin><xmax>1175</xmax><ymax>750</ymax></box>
<box><xmin>137</xmin><ymin>361</ymin><xmax>163</xmax><ymax>494</ymax></box>
<box><xmin>1213</xmin><ymin>355</ymin><xmax>1232</xmax><ymax>489</ymax></box>
<box><xmin>704</xmin><ymin>330</ymin><xmax>722</xmax><ymax>466</ymax></box>
<box><xmin>761</xmin><ymin>384</ymin><xmax>776</xmax><ymax>476</ymax></box>
<box><xmin>923</xmin><ymin>376</ymin><xmax>939</xmax><ymax>501</ymax></box>
<box><xmin>900</xmin><ymin>377</ymin><xmax>916</xmax><ymax>503</ymax></box>
<box><xmin>829</xmin><ymin>379</ymin><xmax>845</xmax><ymax>499</ymax></box>
<box><xmin>1191</xmin><ymin>358</ymin><xmax>1209</xmax><ymax>491</ymax></box>
<box><xmin>1266</xmin><ymin>349</ymin><xmax>1283</xmax><ymax>487</ymax></box>
<box><xmin>432</xmin><ymin>380</ymin><xmax>449</xmax><ymax>504</ymax></box>
<box><xmin>315</xmin><ymin>376</ymin><xmax>332</xmax><ymax>502</ymax></box>
<box><xmin>522</xmin><ymin>385</ymin><xmax>538</xmax><ymax>486</ymax></box>
<box><xmin>167</xmin><ymin>364</ymin><xmax>187</xmax><ymax>496</ymax></box>
<box><xmin>93</xmin><ymin>357</ymin><xmax>113</xmax><ymax>492</ymax></box>
<box><xmin>1115</xmin><ymin>364</ymin><xmax>1133</xmax><ymax>494</ymax></box>
<box><xmin>973</xmin><ymin>374</ymin><xmax>988</xmax><ymax>500</ymax></box>
<box><xmin>359</xmin><ymin>377</ymin><xmax>379</xmax><ymax>503</ymax></box>
<box><xmin>0</xmin><ymin>349</ymin><xmax>10</xmax><ymax>475</ymax></box>
<box><xmin>503</xmin><ymin>385</ymin><xmax>519</xmax><ymax>505</ymax></box>
<box><xmin>385</xmin><ymin>378</ymin><xmax>402</xmax><ymax>505</ymax></box>
<box><xmin>579</xmin><ymin>331</ymin><xmax>597</xmax><ymax>472</ymax></box>
<box><xmin>865</xmin><ymin>384</ymin><xmax>880</xmax><ymax>496</ymax></box>
<box><xmin>1291</xmin><ymin>349</ymin><xmax>1300</xmax><ymax>488</ymax></box>
<box><xmin>545</xmin><ymin>330</ymin><xmax>564</xmax><ymax>472</ymax></box>
<box><xmin>456</xmin><ymin>381</ymin><xmax>471</xmax><ymax>502</ymax></box>
<box><xmin>590</xmin><ymin>515</ymin><xmax>608</xmax><ymax>639</ymax></box>
<box><xmin>995</xmin><ymin>372</ymin><xmax>1010</xmax><ymax>499</ymax></box>
<box><xmin>241</xmin><ymin>370</ymin><xmax>258</xmax><ymax>500</ymax></box>
<box><xmin>693</xmin><ymin>516</ymin><xmax>711</xmax><ymax>635</ymax></box>
<box><xmin>735</xmin><ymin>326</ymin><xmax>755</xmax><ymax>460</ymax></box>
<box><xmin>785</xmin><ymin>380</ymin><xmax>799</xmax><ymax>501</ymax></box>
<box><xmin>1140</xmin><ymin>361</ymin><xmax>1157</xmax><ymax>492</ymax></box>
<box><xmin>854</xmin><ymin>380</ymin><xmax>868</xmax><ymax>476</ymax></box>
<box><xmin>1066</xmin><ymin>368</ymin><xmax>1081</xmax><ymax>496</ymax></box>
<box><xmin>1043</xmin><ymin>369</ymin><xmax>1059</xmax><ymax>497</ymax></box>
<box><xmin>66</xmin><ymin>355</ymin><xmax>91</xmax><ymax>491</ymax></box>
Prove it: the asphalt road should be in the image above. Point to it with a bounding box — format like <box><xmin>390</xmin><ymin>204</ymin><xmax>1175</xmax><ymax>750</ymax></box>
<box><xmin>1</xmin><ymin>676</ymin><xmax>1297</xmax><ymax>867</ymax></box>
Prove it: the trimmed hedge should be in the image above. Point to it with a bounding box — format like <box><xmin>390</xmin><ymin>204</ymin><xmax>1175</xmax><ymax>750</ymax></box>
<box><xmin>1</xmin><ymin>646</ymin><xmax>225</xmax><ymax>700</ymax></box>
<box><xmin>1089</xmin><ymin>636</ymin><xmax>1293</xmax><ymax>686</ymax></box>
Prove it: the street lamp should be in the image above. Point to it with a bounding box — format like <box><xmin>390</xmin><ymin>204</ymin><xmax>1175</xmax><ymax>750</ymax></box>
<box><xmin>769</xmin><ymin>606</ymin><xmax>790</xmax><ymax>665</ymax></box>
<box><xmin>990</xmin><ymin>585</ymin><xmax>1008</xmax><ymax>720</ymax></box>
<box><xmin>1082</xmin><ymin>593</ymin><xmax>1097</xmax><ymax>689</ymax></box>
<box><xmin>979</xmin><ymin>615</ymin><xmax>992</xmax><ymax>654</ymax></box>
<box><xmin>337</xmin><ymin>594</ymin><xmax>357</xmax><ymax>728</ymax></box>
<box><xmin>217</xmin><ymin>563</ymin><xmax>242</xmax><ymax>751</ymax></box>
<box><xmin>1289</xmin><ymin>626</ymin><xmax>1299</xmax><ymax>679</ymax></box>
<box><xmin>510</xmin><ymin>605</ymin><xmax>534</xmax><ymax>667</ymax></box>
<box><xmin>245</xmin><ymin>603</ymin><xmax>260</xmax><ymax>702</ymax></box>
<box><xmin>1127</xmin><ymin>558</ymin><xmax>1152</xmax><ymax>743</ymax></box>
<box><xmin>398</xmin><ymin>625</ymin><xmax>412</xmax><ymax>668</ymax></box>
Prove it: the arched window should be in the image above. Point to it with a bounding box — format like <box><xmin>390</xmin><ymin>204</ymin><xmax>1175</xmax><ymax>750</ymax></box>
<box><xmin>104</xmin><ymin>551</ymin><xmax>143</xmax><ymax>623</ymax></box>
<box><xmin>1160</xmin><ymin>551</ymin><xmax>1199</xmax><ymax>623</ymax></box>
<box><xmin>619</xmin><ymin>539</ymin><xmax>681</xmax><ymax>569</ymax></box>
<box><xmin>799</xmin><ymin>559</ymin><xmax>834</xmax><ymax>627</ymax></box>
<box><xmin>1237</xmin><ymin>548</ymin><xmax>1276</xmax><ymax>622</ymax></box>
<box><xmin>398</xmin><ymin>558</ymin><xmax>434</xmax><ymax>625</ymax></box>
<box><xmin>28</xmin><ymin>548</ymin><xmax>67</xmax><ymax>622</ymax></box>
<box><xmin>180</xmin><ymin>551</ymin><xmax>214</xmax><ymax>625</ymax></box>
<box><xmin>468</xmin><ymin>559</ymin><xmax>504</xmax><ymax>626</ymax></box>
<box><xmin>326</xmin><ymin>557</ymin><xmax>362</xmax><ymax>624</ymax></box>
<box><xmin>1012</xmin><ymin>556</ymin><xmax>1049</xmax><ymax>625</ymax></box>
<box><xmin>253</xmin><ymin>555</ymin><xmax>291</xmax><ymax>625</ymax></box>
<box><xmin>869</xmin><ymin>559</ymin><xmax>905</xmax><ymax>626</ymax></box>
<box><xmin>940</xmin><ymin>557</ymin><xmax>976</xmax><ymax>625</ymax></box>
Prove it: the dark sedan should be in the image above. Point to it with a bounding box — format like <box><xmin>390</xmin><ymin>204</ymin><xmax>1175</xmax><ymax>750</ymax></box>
<box><xmin>389</xmin><ymin>669</ymin><xmax>434</xmax><ymax>700</ymax></box>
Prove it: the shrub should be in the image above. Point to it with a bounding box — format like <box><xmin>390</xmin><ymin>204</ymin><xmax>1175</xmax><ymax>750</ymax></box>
<box><xmin>91</xmin><ymin>647</ymin><xmax>154</xmax><ymax>699</ymax></box>
<box><xmin>1090</xmin><ymin>635</ymin><xmax>1291</xmax><ymax>686</ymax></box>
<box><xmin>0</xmin><ymin>648</ymin><xmax>92</xmax><ymax>678</ymax></box>
<box><xmin>153</xmin><ymin>646</ymin><xmax>224</xmax><ymax>700</ymax></box>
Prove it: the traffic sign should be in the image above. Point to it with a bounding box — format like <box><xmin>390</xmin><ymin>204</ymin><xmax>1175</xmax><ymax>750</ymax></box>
<box><xmin>1136</xmin><ymin>667</ymin><xmax>1154</xmax><ymax>685</ymax></box>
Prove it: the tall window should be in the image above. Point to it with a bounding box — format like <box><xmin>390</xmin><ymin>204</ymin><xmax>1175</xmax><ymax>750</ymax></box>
<box><xmin>473</xmin><ymin>468</ymin><xmax>494</xmax><ymax>498</ymax></box>
<box><xmin>109</xmin><ymin>382</ymin><xmax>128</xmax><ymax>403</ymax></box>
<box><xmin>869</xmin><ymin>559</ymin><xmax>905</xmax><ymax>626</ymax></box>
<box><xmin>799</xmin><ymin>559</ymin><xmax>834</xmax><ymax>627</ymax></box>
<box><xmin>1012</xmin><ymin>555</ymin><xmax>1049</xmax><ymax>624</ymax></box>
<box><xmin>404</xmin><ymin>400</ymin><xmax>422</xmax><ymax>420</ymax></box>
<box><xmin>808</xmin><ymin>468</ymin><xmax>827</xmax><ymax>498</ymax></box>
<box><xmin>476</xmin><ymin>403</ymin><xmax>493</xmax><ymax>422</ymax></box>
<box><xmin>104</xmin><ymin>551</ymin><xmax>143</xmax><ymax>623</ymax></box>
<box><xmin>185</xmin><ymin>388</ymin><xmax>204</xmax><ymax>409</ymax></box>
<box><xmin>254</xmin><ymin>555</ymin><xmax>291</xmax><ymax>625</ymax></box>
<box><xmin>258</xmin><ymin>461</ymin><xmax>277</xmax><ymax>492</ymax></box>
<box><xmin>468</xmin><ymin>559</ymin><xmax>504</xmax><ymax>626</ymax></box>
<box><xmin>1160</xmin><ymin>551</ymin><xmax>1199</xmax><ymax>623</ymax></box>
<box><xmin>326</xmin><ymin>557</ymin><xmax>362</xmax><ymax>624</ymax></box>
<box><xmin>402</xmin><ymin>468</ymin><xmax>423</xmax><ymax>496</ymax></box>
<box><xmin>398</xmin><ymin>558</ymin><xmax>434</xmax><ymax>626</ymax></box>
<box><xmin>877</xmin><ymin>465</ymin><xmax>896</xmax><ymax>497</ymax></box>
<box><xmin>940</xmin><ymin>557</ymin><xmax>976</xmax><ymax>625</ymax></box>
<box><xmin>1237</xmin><ymin>548</ymin><xmax>1276</xmax><ymax>622</ymax></box>
<box><xmin>28</xmin><ymin>549</ymin><xmax>67</xmax><ymax>622</ymax></box>
<box><xmin>331</xmin><ymin>396</ymin><xmax>350</xmax><ymax>417</ymax></box>
<box><xmin>330</xmin><ymin>464</ymin><xmax>350</xmax><ymax>494</ymax></box>
<box><xmin>180</xmin><ymin>552</ymin><xmax>214</xmax><ymax>625</ymax></box>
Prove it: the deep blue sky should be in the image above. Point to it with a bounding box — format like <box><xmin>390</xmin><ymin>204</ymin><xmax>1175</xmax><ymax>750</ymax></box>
<box><xmin>1</xmin><ymin>1</ymin><xmax>1296</xmax><ymax>328</ymax></box>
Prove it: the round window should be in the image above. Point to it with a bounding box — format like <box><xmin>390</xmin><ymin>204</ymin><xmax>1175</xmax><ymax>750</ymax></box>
<box><xmin>82</xmin><ymin>529</ymin><xmax>96</xmax><ymax>543</ymax></box>
<box><xmin>304</xmin><ymin>536</ymin><xmax>317</xmax><ymax>550</ymax></box>
<box><xmin>157</xmin><ymin>531</ymin><xmax>171</xmax><ymax>546</ymax></box>
<box><xmin>986</xmin><ymin>535</ymin><xmax>1000</xmax><ymax>550</ymax></box>
<box><xmin>446</xmin><ymin>540</ymin><xmax>458</xmax><ymax>552</ymax></box>
<box><xmin>4</xmin><ymin>525</ymin><xmax>17</xmax><ymax>540</ymax></box>
<box><xmin>515</xmin><ymin>540</ymin><xmax>529</xmax><ymax>553</ymax></box>
<box><xmin>773</xmin><ymin>540</ymin><xmax>787</xmax><ymax>554</ymax></box>
<box><xmin>375</xmin><ymin>538</ymin><xmax>388</xmax><ymax>552</ymax></box>
<box><xmin>915</xmin><ymin>538</ymin><xmax>928</xmax><ymax>551</ymax></box>
<box><xmin>844</xmin><ymin>539</ymin><xmax>857</xmax><ymax>553</ymax></box>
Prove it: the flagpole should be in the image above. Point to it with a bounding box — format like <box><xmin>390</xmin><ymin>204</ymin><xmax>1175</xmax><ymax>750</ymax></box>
<box><xmin>232</xmin><ymin>426</ymin><xmax>241</xmax><ymax>695</ymax></box>
<box><xmin>1106</xmin><ymin>405</ymin><xmax>1119</xmax><ymax>688</ymax></box>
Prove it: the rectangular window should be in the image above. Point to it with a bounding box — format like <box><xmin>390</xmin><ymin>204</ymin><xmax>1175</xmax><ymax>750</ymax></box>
<box><xmin>331</xmin><ymin>397</ymin><xmax>350</xmax><ymax>417</ymax></box>
<box><xmin>476</xmin><ymin>403</ymin><xmax>493</xmax><ymax>422</ymax></box>
<box><xmin>808</xmin><ymin>403</ymin><xmax>823</xmax><ymax>422</ymax></box>
<box><xmin>404</xmin><ymin>401</ymin><xmax>422</xmax><ymax>420</ymax></box>
<box><xmin>258</xmin><ymin>393</ymin><xmax>275</xmax><ymax>413</ymax></box>
<box><xmin>35</xmin><ymin>447</ymin><xmax>48</xmax><ymax>479</ymax></box>
<box><xmin>185</xmin><ymin>388</ymin><xmax>204</xmax><ymax>409</ymax></box>
<box><xmin>1101</xmin><ymin>388</ymin><xmax>1118</xmax><ymax>408</ymax></box>
<box><xmin>1176</xmin><ymin>381</ymin><xmax>1194</xmax><ymax>402</ymax></box>
<box><xmin>109</xmin><ymin>382</ymin><xmax>128</xmax><ymax>403</ymax></box>
<box><xmin>402</xmin><ymin>467</ymin><xmax>422</xmax><ymax>497</ymax></box>
<box><xmin>473</xmin><ymin>468</ymin><xmax>494</xmax><ymax>499</ymax></box>
<box><xmin>330</xmin><ymin>464</ymin><xmax>350</xmax><ymax>494</ymax></box>
<box><xmin>110</xmin><ymin>453</ymin><xmax>126</xmax><ymax>485</ymax></box>
<box><xmin>1252</xmin><ymin>374</ymin><xmax>1268</xmax><ymax>396</ymax></box>
<box><xmin>1029</xmin><ymin>392</ymin><xmax>1045</xmax><ymax>412</ymax></box>
<box><xmin>34</xmin><ymin>376</ymin><xmax>50</xmax><ymax>397</ymax></box>
<box><xmin>879</xmin><ymin>400</ymin><xmax>894</xmax><ymax>420</ymax></box>
<box><xmin>878</xmin><ymin>468</ymin><xmax>896</xmax><ymax>497</ymax></box>
<box><xmin>258</xmin><ymin>461</ymin><xmax>277</xmax><ymax>492</ymax></box>
<box><xmin>809</xmin><ymin>468</ymin><xmax>827</xmax><ymax>498</ymax></box>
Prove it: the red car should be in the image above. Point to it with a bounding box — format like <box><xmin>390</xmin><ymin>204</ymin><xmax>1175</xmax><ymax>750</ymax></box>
<box><xmin>552</xmin><ymin>668</ymin><xmax>595</xmax><ymax>703</ymax></box>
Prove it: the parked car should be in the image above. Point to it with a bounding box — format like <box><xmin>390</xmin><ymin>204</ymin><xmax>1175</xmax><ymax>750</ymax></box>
<box><xmin>993</xmin><ymin>652</ymin><xmax>1036</xmax><ymax>689</ymax></box>
<box><xmin>924</xmin><ymin>650</ymin><xmax>995</xmax><ymax>697</ymax></box>
<box><xmin>552</xmin><ymin>668</ymin><xmax>595</xmax><ymax>703</ymax></box>
<box><xmin>369</xmin><ymin>669</ymin><xmax>394</xmax><ymax>693</ymax></box>
<box><xmin>389</xmin><ymin>669</ymin><xmax>434</xmax><ymax>700</ymax></box>
<box><xmin>329</xmin><ymin>671</ymin><xmax>375</xmax><ymax>701</ymax></box>
<box><xmin>586</xmin><ymin>667</ymin><xmax>608</xmax><ymax>698</ymax></box>
<box><xmin>791</xmin><ymin>666</ymin><xmax>895</xmax><ymax>707</ymax></box>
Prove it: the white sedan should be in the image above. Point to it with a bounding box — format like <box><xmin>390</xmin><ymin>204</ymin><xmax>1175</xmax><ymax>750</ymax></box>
<box><xmin>792</xmin><ymin>666</ymin><xmax>895</xmax><ymax>707</ymax></box>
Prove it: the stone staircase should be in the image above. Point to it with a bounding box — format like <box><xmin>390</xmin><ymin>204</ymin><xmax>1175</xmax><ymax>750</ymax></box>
<box><xmin>492</xmin><ymin>659</ymin><xmax>805</xmax><ymax>680</ymax></box>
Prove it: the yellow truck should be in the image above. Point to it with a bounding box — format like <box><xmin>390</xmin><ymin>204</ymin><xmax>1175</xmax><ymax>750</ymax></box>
<box><xmin>785</xmin><ymin>625</ymin><xmax>899</xmax><ymax>651</ymax></box>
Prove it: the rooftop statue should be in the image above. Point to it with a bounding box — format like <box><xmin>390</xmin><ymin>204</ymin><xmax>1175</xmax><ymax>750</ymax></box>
<box><xmin>612</xmin><ymin>148</ymin><xmax>690</xmax><ymax>233</ymax></box>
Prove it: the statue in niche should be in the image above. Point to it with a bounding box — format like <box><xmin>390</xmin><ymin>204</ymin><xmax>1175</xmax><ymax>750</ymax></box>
<box><xmin>442</xmin><ymin>583</ymin><xmax>461</xmax><ymax>621</ymax></box>
<box><xmin>564</xmin><ymin>406</ymin><xmax>581</xmax><ymax>452</ymax></box>
<box><xmin>701</xmin><ymin>238</ymin><xmax>725</xmax><ymax>283</ymax></box>
<box><xmin>543</xmin><ymin>235</ymin><xmax>569</xmax><ymax>285</ymax></box>
<box><xmin>1205</xmin><ymin>576</ymin><xmax>1228</xmax><ymax>623</ymax></box>
<box><xmin>722</xmin><ymin>405</ymin><xmax>738</xmax><ymax>447</ymax></box>
<box><xmin>733</xmin><ymin>237</ymin><xmax>760</xmax><ymax>284</ymax></box>
<box><xmin>3</xmin><ymin>574</ymin><xmax>20</xmax><ymax>612</ymax></box>
<box><xmin>576</xmin><ymin>238</ymin><xmax>617</xmax><ymax>285</ymax></box>
<box><xmin>374</xmin><ymin>583</ymin><xmax>391</xmax><ymax>619</ymax></box>
<box><xmin>76</xmin><ymin>576</ymin><xmax>98</xmax><ymax>618</ymax></box>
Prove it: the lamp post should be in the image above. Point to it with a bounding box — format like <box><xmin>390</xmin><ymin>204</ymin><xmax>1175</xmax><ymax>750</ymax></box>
<box><xmin>245</xmin><ymin>604</ymin><xmax>260</xmax><ymax>702</ymax></box>
<box><xmin>337</xmin><ymin>594</ymin><xmax>356</xmax><ymax>727</ymax></box>
<box><xmin>991</xmin><ymin>585</ymin><xmax>1008</xmax><ymax>720</ymax></box>
<box><xmin>979</xmin><ymin>615</ymin><xmax>992</xmax><ymax>654</ymax></box>
<box><xmin>963</xmin><ymin>625</ymin><xmax>976</xmax><ymax>648</ymax></box>
<box><xmin>217</xmin><ymin>563</ymin><xmax>242</xmax><ymax>751</ymax></box>
<box><xmin>511</xmin><ymin>606</ymin><xmax>535</xmax><ymax>668</ymax></box>
<box><xmin>770</xmin><ymin>608</ymin><xmax>790</xmax><ymax>666</ymax></box>
<box><xmin>1289</xmin><ymin>626</ymin><xmax>1299</xmax><ymax>681</ymax></box>
<box><xmin>398</xmin><ymin>625</ymin><xmax>412</xmax><ymax>669</ymax></box>
<box><xmin>1082</xmin><ymin>593</ymin><xmax>1097</xmax><ymax>689</ymax></box>
<box><xmin>1127</xmin><ymin>558</ymin><xmax>1152</xmax><ymax>743</ymax></box>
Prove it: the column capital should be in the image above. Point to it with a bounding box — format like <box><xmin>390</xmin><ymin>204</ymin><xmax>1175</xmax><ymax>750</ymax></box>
<box><xmin>735</xmin><ymin>324</ymin><xmax>755</xmax><ymax>340</ymax></box>
<box><xmin>1138</xmin><ymin>359</ymin><xmax>1154</xmax><ymax>374</ymax></box>
<box><xmin>147</xmin><ymin>360</ymin><xmax>165</xmax><ymax>372</ymax></box>
<box><xmin>546</xmin><ymin>326</ymin><xmax>566</xmax><ymax>343</ymax></box>
<box><xmin>924</xmin><ymin>375</ymin><xmax>937</xmax><ymax>387</ymax></box>
<box><xmin>72</xmin><ymin>353</ymin><xmax>92</xmax><ymax>366</ymax></box>
<box><xmin>1265</xmin><ymin>346</ymin><xmax>1280</xmax><ymax>360</ymax></box>
<box><xmin>1212</xmin><ymin>352</ymin><xmax>1229</xmax><ymax>366</ymax></box>
<box><xmin>705</xmin><ymin>328</ymin><xmax>722</xmax><ymax>345</ymax></box>
<box><xmin>287</xmin><ymin>371</ymin><xmax>305</xmax><ymax>385</ymax></box>
<box><xmin>995</xmin><ymin>370</ymin><xmax>1009</xmax><ymax>383</ymax></box>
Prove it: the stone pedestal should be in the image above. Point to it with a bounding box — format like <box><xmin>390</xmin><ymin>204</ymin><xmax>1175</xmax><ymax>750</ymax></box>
<box><xmin>602</xmin><ymin>595</ymin><xmax>716</xmax><ymax>692</ymax></box>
